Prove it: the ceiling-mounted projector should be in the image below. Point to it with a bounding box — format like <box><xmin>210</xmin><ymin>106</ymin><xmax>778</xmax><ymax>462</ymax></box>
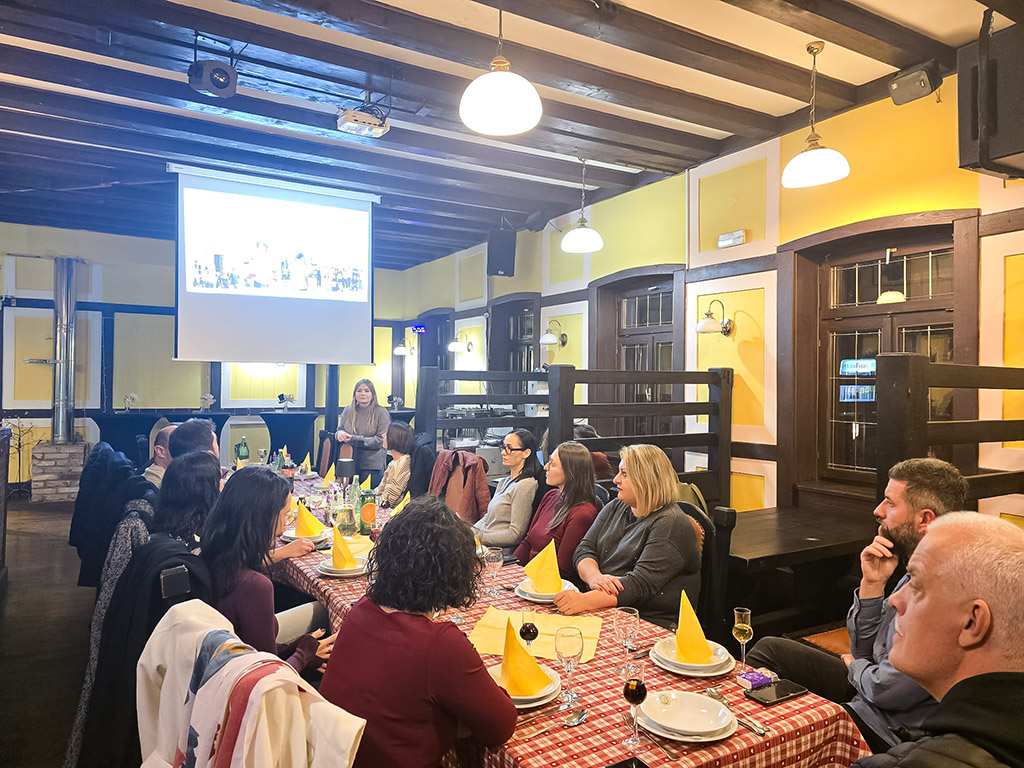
<box><xmin>188</xmin><ymin>60</ymin><xmax>237</xmax><ymax>98</ymax></box>
<box><xmin>337</xmin><ymin>107</ymin><xmax>390</xmax><ymax>138</ymax></box>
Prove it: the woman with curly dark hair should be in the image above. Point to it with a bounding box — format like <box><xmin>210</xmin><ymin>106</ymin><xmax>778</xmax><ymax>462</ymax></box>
<box><xmin>319</xmin><ymin>496</ymin><xmax>517</xmax><ymax>768</ymax></box>
<box><xmin>201</xmin><ymin>465</ymin><xmax>334</xmax><ymax>672</ymax></box>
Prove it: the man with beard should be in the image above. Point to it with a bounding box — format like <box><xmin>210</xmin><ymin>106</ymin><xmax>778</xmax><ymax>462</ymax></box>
<box><xmin>745</xmin><ymin>458</ymin><xmax>969</xmax><ymax>754</ymax></box>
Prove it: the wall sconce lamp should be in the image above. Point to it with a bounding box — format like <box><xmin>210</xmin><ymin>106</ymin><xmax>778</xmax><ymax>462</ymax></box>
<box><xmin>695</xmin><ymin>299</ymin><xmax>735</xmax><ymax>336</ymax></box>
<box><xmin>447</xmin><ymin>332</ymin><xmax>474</xmax><ymax>353</ymax></box>
<box><xmin>539</xmin><ymin>319</ymin><xmax>568</xmax><ymax>347</ymax></box>
<box><xmin>393</xmin><ymin>339</ymin><xmax>415</xmax><ymax>356</ymax></box>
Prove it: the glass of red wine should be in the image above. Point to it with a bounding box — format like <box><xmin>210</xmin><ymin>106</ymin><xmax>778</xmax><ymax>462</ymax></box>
<box><xmin>622</xmin><ymin>663</ymin><xmax>649</xmax><ymax>752</ymax></box>
<box><xmin>519</xmin><ymin>611</ymin><xmax>538</xmax><ymax>649</ymax></box>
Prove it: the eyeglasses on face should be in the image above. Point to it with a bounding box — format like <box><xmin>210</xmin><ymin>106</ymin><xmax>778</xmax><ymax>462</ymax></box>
<box><xmin>501</xmin><ymin>444</ymin><xmax>529</xmax><ymax>454</ymax></box>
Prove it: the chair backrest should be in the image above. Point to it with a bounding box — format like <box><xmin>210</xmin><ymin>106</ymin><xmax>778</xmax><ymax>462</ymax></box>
<box><xmin>678</xmin><ymin>502</ymin><xmax>736</xmax><ymax>643</ymax></box>
<box><xmin>593</xmin><ymin>483</ymin><xmax>610</xmax><ymax>507</ymax></box>
<box><xmin>317</xmin><ymin>431</ymin><xmax>338</xmax><ymax>477</ymax></box>
<box><xmin>135</xmin><ymin>433</ymin><xmax>151</xmax><ymax>469</ymax></box>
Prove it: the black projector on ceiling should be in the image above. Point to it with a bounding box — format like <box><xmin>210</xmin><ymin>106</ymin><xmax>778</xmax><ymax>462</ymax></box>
<box><xmin>188</xmin><ymin>60</ymin><xmax>238</xmax><ymax>98</ymax></box>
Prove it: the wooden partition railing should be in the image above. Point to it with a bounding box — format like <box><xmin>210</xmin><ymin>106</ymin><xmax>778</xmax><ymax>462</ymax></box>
<box><xmin>415</xmin><ymin>367</ymin><xmax>550</xmax><ymax>444</ymax></box>
<box><xmin>876</xmin><ymin>353</ymin><xmax>1024</xmax><ymax>503</ymax></box>
<box><xmin>546</xmin><ymin>366</ymin><xmax>734</xmax><ymax>509</ymax></box>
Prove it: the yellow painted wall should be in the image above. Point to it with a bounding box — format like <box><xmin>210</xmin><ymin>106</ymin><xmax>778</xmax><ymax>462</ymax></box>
<box><xmin>6</xmin><ymin>422</ymin><xmax>89</xmax><ymax>482</ymax></box>
<box><xmin>11</xmin><ymin>257</ymin><xmax>94</xmax><ymax>294</ymax></box>
<box><xmin>491</xmin><ymin>230</ymin><xmax>542</xmax><ymax>298</ymax></box>
<box><xmin>113</xmin><ymin>313</ymin><xmax>207</xmax><ymax>408</ymax></box>
<box><xmin>731</xmin><ymin>471</ymin><xmax>766</xmax><ymax>513</ymax></box>
<box><xmin>12</xmin><ymin>313</ymin><xmax>94</xmax><ymax>404</ymax></box>
<box><xmin>374</xmin><ymin>268</ymin><xmax>405</xmax><ymax>320</ymax></box>
<box><xmin>695</xmin><ymin>288</ymin><xmax>766</xmax><ymax>428</ymax></box>
<box><xmin>541</xmin><ymin>313</ymin><xmax>584</xmax><ymax>369</ymax></box>
<box><xmin>458</xmin><ymin>251</ymin><xmax>485</xmax><ymax>303</ymax></box>
<box><xmin>313</xmin><ymin>325</ymin><xmax>394</xmax><ymax>407</ymax></box>
<box><xmin>698</xmin><ymin>159</ymin><xmax>767</xmax><ymax>252</ymax></box>
<box><xmin>590</xmin><ymin>173</ymin><xmax>687</xmax><ymax>279</ymax></box>
<box><xmin>229</xmin><ymin>363</ymin><xmax>301</xmax><ymax>401</ymax></box>
<box><xmin>103</xmin><ymin>264</ymin><xmax>174</xmax><ymax>306</ymax></box>
<box><xmin>1002</xmin><ymin>252</ymin><xmax>1024</xmax><ymax>445</ymax></box>
<box><xmin>401</xmin><ymin>254</ymin><xmax>455</xmax><ymax>317</ymax></box>
<box><xmin>779</xmin><ymin>76</ymin><xmax>979</xmax><ymax>243</ymax></box>
<box><xmin>454</xmin><ymin>322</ymin><xmax>486</xmax><ymax>395</ymax></box>
<box><xmin>0</xmin><ymin>222</ymin><xmax>173</xmax><ymax>266</ymax></box>
<box><xmin>548</xmin><ymin>229</ymin><xmax>585</xmax><ymax>284</ymax></box>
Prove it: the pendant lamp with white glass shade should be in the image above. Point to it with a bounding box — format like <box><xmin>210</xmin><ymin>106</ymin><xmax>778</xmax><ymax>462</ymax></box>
<box><xmin>459</xmin><ymin>9</ymin><xmax>542</xmax><ymax>137</ymax></box>
<box><xmin>561</xmin><ymin>159</ymin><xmax>604</xmax><ymax>254</ymax></box>
<box><xmin>781</xmin><ymin>41</ymin><xmax>850</xmax><ymax>189</ymax></box>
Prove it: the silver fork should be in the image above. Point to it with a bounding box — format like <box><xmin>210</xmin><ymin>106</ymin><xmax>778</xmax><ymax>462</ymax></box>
<box><xmin>622</xmin><ymin>711</ymin><xmax>682</xmax><ymax>761</ymax></box>
<box><xmin>704</xmin><ymin>686</ymin><xmax>770</xmax><ymax>736</ymax></box>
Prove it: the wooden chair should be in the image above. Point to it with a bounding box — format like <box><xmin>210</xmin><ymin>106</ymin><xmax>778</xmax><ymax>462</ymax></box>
<box><xmin>316</xmin><ymin>431</ymin><xmax>339</xmax><ymax>478</ymax></box>
<box><xmin>679</xmin><ymin>502</ymin><xmax>736</xmax><ymax>642</ymax></box>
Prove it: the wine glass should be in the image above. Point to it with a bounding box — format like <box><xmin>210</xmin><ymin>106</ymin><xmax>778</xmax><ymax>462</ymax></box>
<box><xmin>622</xmin><ymin>663</ymin><xmax>649</xmax><ymax>752</ymax></box>
<box><xmin>613</xmin><ymin>607</ymin><xmax>640</xmax><ymax>678</ymax></box>
<box><xmin>519</xmin><ymin>610</ymin><xmax>538</xmax><ymax>650</ymax></box>
<box><xmin>482</xmin><ymin>547</ymin><xmax>503</xmax><ymax>597</ymax></box>
<box><xmin>555</xmin><ymin>627</ymin><xmax>584</xmax><ymax>704</ymax></box>
<box><xmin>258</xmin><ymin>448</ymin><xmax>268</xmax><ymax>464</ymax></box>
<box><xmin>733</xmin><ymin>607</ymin><xmax>753</xmax><ymax>669</ymax></box>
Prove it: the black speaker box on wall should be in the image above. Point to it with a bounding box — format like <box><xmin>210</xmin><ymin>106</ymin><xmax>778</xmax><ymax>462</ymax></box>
<box><xmin>487</xmin><ymin>229</ymin><xmax>517</xmax><ymax>276</ymax></box>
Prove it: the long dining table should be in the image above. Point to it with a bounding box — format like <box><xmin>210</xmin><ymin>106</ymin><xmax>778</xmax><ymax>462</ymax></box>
<box><xmin>274</xmin><ymin>535</ymin><xmax>869</xmax><ymax>768</ymax></box>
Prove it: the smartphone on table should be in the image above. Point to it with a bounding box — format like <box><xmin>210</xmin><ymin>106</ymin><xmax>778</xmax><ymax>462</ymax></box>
<box><xmin>743</xmin><ymin>679</ymin><xmax>809</xmax><ymax>706</ymax></box>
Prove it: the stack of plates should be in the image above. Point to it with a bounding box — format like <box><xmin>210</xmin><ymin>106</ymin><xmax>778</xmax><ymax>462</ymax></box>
<box><xmin>650</xmin><ymin>638</ymin><xmax>736</xmax><ymax>677</ymax></box>
<box><xmin>637</xmin><ymin>690</ymin><xmax>737</xmax><ymax>743</ymax></box>
<box><xmin>514</xmin><ymin>578</ymin><xmax>575</xmax><ymax>604</ymax></box>
<box><xmin>282</xmin><ymin>527</ymin><xmax>331</xmax><ymax>543</ymax></box>
<box><xmin>487</xmin><ymin>664</ymin><xmax>561</xmax><ymax>710</ymax></box>
<box><xmin>316</xmin><ymin>556</ymin><xmax>367</xmax><ymax>577</ymax></box>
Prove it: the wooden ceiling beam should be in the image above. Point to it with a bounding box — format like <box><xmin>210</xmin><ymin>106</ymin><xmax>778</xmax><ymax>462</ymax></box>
<box><xmin>980</xmin><ymin>1</ymin><xmax>1024</xmax><ymax>23</ymax></box>
<box><xmin>227</xmin><ymin>0</ymin><xmax>778</xmax><ymax>138</ymax></box>
<box><xmin>8</xmin><ymin>0</ymin><xmax>715</xmax><ymax>168</ymax></box>
<box><xmin>719</xmin><ymin>0</ymin><xmax>957</xmax><ymax>70</ymax></box>
<box><xmin>471</xmin><ymin>0</ymin><xmax>857</xmax><ymax>111</ymax></box>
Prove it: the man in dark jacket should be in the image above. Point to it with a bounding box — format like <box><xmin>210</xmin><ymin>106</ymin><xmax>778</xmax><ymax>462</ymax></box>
<box><xmin>855</xmin><ymin>513</ymin><xmax>1024</xmax><ymax>768</ymax></box>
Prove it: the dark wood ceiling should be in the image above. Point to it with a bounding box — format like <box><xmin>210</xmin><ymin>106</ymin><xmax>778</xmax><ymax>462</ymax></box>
<box><xmin>0</xmin><ymin>0</ymin><xmax>1018</xmax><ymax>270</ymax></box>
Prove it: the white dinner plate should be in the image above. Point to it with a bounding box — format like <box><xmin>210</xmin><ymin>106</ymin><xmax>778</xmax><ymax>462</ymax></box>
<box><xmin>488</xmin><ymin>664</ymin><xmax>560</xmax><ymax>706</ymax></box>
<box><xmin>653</xmin><ymin>637</ymin><xmax>730</xmax><ymax>670</ymax></box>
<box><xmin>518</xmin><ymin>578</ymin><xmax>575</xmax><ymax>599</ymax></box>
<box><xmin>317</xmin><ymin>556</ymin><xmax>367</xmax><ymax>577</ymax></box>
<box><xmin>640</xmin><ymin>690</ymin><xmax>731</xmax><ymax>735</ymax></box>
<box><xmin>636</xmin><ymin>711</ymin><xmax>737</xmax><ymax>743</ymax></box>
<box><xmin>511</xmin><ymin>684</ymin><xmax>561</xmax><ymax>711</ymax></box>
<box><xmin>282</xmin><ymin>527</ymin><xmax>331</xmax><ymax>542</ymax></box>
<box><xmin>650</xmin><ymin>645</ymin><xmax>736</xmax><ymax>678</ymax></box>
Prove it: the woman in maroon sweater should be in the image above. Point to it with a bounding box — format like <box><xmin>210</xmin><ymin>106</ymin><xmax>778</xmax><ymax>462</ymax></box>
<box><xmin>513</xmin><ymin>441</ymin><xmax>598</xmax><ymax>582</ymax></box>
<box><xmin>201</xmin><ymin>465</ymin><xmax>334</xmax><ymax>672</ymax></box>
<box><xmin>320</xmin><ymin>496</ymin><xmax>517</xmax><ymax>768</ymax></box>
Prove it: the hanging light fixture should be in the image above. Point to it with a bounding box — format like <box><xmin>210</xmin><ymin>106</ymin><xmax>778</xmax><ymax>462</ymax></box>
<box><xmin>781</xmin><ymin>41</ymin><xmax>850</xmax><ymax>189</ymax></box>
<box><xmin>876</xmin><ymin>247</ymin><xmax>907</xmax><ymax>305</ymax></box>
<box><xmin>459</xmin><ymin>9</ymin><xmax>542</xmax><ymax>136</ymax></box>
<box><xmin>561</xmin><ymin>159</ymin><xmax>604</xmax><ymax>254</ymax></box>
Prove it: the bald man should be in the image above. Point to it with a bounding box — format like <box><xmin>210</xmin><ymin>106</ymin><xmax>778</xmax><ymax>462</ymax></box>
<box><xmin>855</xmin><ymin>513</ymin><xmax>1024</xmax><ymax>768</ymax></box>
<box><xmin>142</xmin><ymin>425</ymin><xmax>175</xmax><ymax>488</ymax></box>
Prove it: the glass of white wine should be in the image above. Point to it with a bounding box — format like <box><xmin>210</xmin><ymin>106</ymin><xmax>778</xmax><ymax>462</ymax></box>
<box><xmin>733</xmin><ymin>607</ymin><xmax>753</xmax><ymax>669</ymax></box>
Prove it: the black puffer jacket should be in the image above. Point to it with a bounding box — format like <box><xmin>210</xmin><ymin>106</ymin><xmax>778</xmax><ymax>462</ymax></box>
<box><xmin>855</xmin><ymin>672</ymin><xmax>1024</xmax><ymax>768</ymax></box>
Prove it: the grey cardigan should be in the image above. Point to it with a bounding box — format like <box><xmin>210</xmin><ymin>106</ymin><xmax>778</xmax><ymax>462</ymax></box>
<box><xmin>573</xmin><ymin>499</ymin><xmax>701</xmax><ymax>628</ymax></box>
<box><xmin>473</xmin><ymin>475</ymin><xmax>539</xmax><ymax>551</ymax></box>
<box><xmin>340</xmin><ymin>403</ymin><xmax>390</xmax><ymax>471</ymax></box>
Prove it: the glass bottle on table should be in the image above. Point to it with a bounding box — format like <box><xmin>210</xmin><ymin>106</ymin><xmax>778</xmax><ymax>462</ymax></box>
<box><xmin>238</xmin><ymin>436</ymin><xmax>250</xmax><ymax>462</ymax></box>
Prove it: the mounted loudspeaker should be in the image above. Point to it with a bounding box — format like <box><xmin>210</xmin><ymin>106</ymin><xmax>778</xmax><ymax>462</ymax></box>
<box><xmin>888</xmin><ymin>61</ymin><xmax>941</xmax><ymax>106</ymax></box>
<box><xmin>188</xmin><ymin>60</ymin><xmax>238</xmax><ymax>98</ymax></box>
<box><xmin>486</xmin><ymin>230</ymin><xmax>517</xmax><ymax>277</ymax></box>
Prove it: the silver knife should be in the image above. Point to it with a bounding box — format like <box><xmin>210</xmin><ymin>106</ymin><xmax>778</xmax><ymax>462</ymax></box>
<box><xmin>516</xmin><ymin>702</ymin><xmax>564</xmax><ymax>727</ymax></box>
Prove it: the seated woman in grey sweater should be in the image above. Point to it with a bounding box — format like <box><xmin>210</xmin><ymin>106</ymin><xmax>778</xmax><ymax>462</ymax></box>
<box><xmin>472</xmin><ymin>429</ymin><xmax>541</xmax><ymax>553</ymax></box>
<box><xmin>553</xmin><ymin>444</ymin><xmax>700</xmax><ymax>628</ymax></box>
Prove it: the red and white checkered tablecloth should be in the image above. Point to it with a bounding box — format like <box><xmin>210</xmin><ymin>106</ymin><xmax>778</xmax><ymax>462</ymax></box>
<box><xmin>276</xmin><ymin>550</ymin><xmax>869</xmax><ymax>768</ymax></box>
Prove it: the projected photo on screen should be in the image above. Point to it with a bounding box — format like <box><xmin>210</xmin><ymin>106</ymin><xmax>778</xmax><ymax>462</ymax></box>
<box><xmin>182</xmin><ymin>187</ymin><xmax>370</xmax><ymax>302</ymax></box>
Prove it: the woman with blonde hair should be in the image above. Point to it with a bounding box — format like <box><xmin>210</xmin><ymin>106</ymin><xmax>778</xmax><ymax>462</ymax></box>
<box><xmin>336</xmin><ymin>378</ymin><xmax>391</xmax><ymax>487</ymax></box>
<box><xmin>553</xmin><ymin>443</ymin><xmax>700</xmax><ymax>628</ymax></box>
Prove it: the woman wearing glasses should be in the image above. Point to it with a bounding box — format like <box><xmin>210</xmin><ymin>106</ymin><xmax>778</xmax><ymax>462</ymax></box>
<box><xmin>472</xmin><ymin>429</ymin><xmax>541</xmax><ymax>553</ymax></box>
<box><xmin>553</xmin><ymin>444</ymin><xmax>700</xmax><ymax>629</ymax></box>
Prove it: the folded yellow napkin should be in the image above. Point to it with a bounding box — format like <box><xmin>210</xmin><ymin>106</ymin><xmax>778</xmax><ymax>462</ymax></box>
<box><xmin>468</xmin><ymin>607</ymin><xmax>602</xmax><ymax>663</ymax></box>
<box><xmin>282</xmin><ymin>444</ymin><xmax>289</xmax><ymax>456</ymax></box>
<box><xmin>321</xmin><ymin>464</ymin><xmax>335</xmax><ymax>488</ymax></box>
<box><xmin>392</xmin><ymin>492</ymin><xmax>410</xmax><ymax>514</ymax></box>
<box><xmin>290</xmin><ymin>496</ymin><xmax>298</xmax><ymax>512</ymax></box>
<box><xmin>235</xmin><ymin>458</ymin><xmax>245</xmax><ymax>470</ymax></box>
<box><xmin>299</xmin><ymin>453</ymin><xmax>311</xmax><ymax>474</ymax></box>
<box><xmin>523</xmin><ymin>539</ymin><xmax>562</xmax><ymax>595</ymax></box>
<box><xmin>331</xmin><ymin>526</ymin><xmax>358</xmax><ymax>569</ymax></box>
<box><xmin>499</xmin><ymin>619</ymin><xmax>550</xmax><ymax>697</ymax></box>
<box><xmin>675</xmin><ymin>591</ymin><xmax>713</xmax><ymax>664</ymax></box>
<box><xmin>360</xmin><ymin>474</ymin><xmax>371</xmax><ymax>491</ymax></box>
<box><xmin>295</xmin><ymin>502</ymin><xmax>325</xmax><ymax>538</ymax></box>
